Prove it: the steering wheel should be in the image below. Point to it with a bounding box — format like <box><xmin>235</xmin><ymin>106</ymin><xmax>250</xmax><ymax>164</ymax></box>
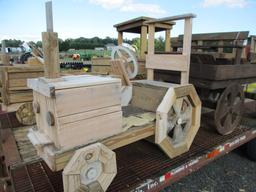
<box><xmin>111</xmin><ymin>46</ymin><xmax>138</xmax><ymax>79</ymax></box>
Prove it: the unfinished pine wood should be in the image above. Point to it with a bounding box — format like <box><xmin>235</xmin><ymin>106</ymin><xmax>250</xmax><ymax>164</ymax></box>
<box><xmin>118</xmin><ymin>31</ymin><xmax>123</xmax><ymax>45</ymax></box>
<box><xmin>147</xmin><ymin>24</ymin><xmax>155</xmax><ymax>80</ymax></box>
<box><xmin>165</xmin><ymin>29</ymin><xmax>171</xmax><ymax>52</ymax></box>
<box><xmin>0</xmin><ymin>54</ymin><xmax>10</xmax><ymax>65</ymax></box>
<box><xmin>140</xmin><ymin>25</ymin><xmax>147</xmax><ymax>60</ymax></box>
<box><xmin>63</xmin><ymin>143</ymin><xmax>117</xmax><ymax>192</ymax></box>
<box><xmin>131</xmin><ymin>80</ymin><xmax>176</xmax><ymax>112</ymax></box>
<box><xmin>110</xmin><ymin>60</ymin><xmax>131</xmax><ymax>86</ymax></box>
<box><xmin>0</xmin><ymin>65</ymin><xmax>43</xmax><ymax>106</ymax></box>
<box><xmin>156</xmin><ymin>84</ymin><xmax>201</xmax><ymax>158</ymax></box>
<box><xmin>42</xmin><ymin>32</ymin><xmax>60</xmax><ymax>78</ymax></box>
<box><xmin>145</xmin><ymin>14</ymin><xmax>194</xmax><ymax>85</ymax></box>
<box><xmin>30</xmin><ymin>123</ymin><xmax>154</xmax><ymax>171</ymax></box>
<box><xmin>29</xmin><ymin>75</ymin><xmax>123</xmax><ymax>150</ymax></box>
<box><xmin>181</xmin><ymin>18</ymin><xmax>193</xmax><ymax>84</ymax></box>
<box><xmin>146</xmin><ymin>55</ymin><xmax>188</xmax><ymax>71</ymax></box>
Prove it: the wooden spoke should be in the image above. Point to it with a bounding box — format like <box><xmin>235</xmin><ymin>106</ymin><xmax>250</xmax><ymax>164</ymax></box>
<box><xmin>117</xmin><ymin>50</ymin><xmax>123</xmax><ymax>58</ymax></box>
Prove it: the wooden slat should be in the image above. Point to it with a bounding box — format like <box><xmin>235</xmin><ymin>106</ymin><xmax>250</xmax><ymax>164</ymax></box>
<box><xmin>110</xmin><ymin>60</ymin><xmax>131</xmax><ymax>86</ymax></box>
<box><xmin>146</xmin><ymin>54</ymin><xmax>188</xmax><ymax>71</ymax></box>
<box><xmin>145</xmin><ymin>13</ymin><xmax>196</xmax><ymax>24</ymax></box>
<box><xmin>38</xmin><ymin>123</ymin><xmax>155</xmax><ymax>171</ymax></box>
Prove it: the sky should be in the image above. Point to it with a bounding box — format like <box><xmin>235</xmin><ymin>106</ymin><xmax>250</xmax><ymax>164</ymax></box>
<box><xmin>0</xmin><ymin>0</ymin><xmax>255</xmax><ymax>42</ymax></box>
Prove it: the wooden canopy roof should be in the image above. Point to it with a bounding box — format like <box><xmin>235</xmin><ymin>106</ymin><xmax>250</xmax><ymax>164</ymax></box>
<box><xmin>114</xmin><ymin>16</ymin><xmax>175</xmax><ymax>34</ymax></box>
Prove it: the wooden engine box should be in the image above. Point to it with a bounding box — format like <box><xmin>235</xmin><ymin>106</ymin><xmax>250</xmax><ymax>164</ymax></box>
<box><xmin>27</xmin><ymin>75</ymin><xmax>123</xmax><ymax>150</ymax></box>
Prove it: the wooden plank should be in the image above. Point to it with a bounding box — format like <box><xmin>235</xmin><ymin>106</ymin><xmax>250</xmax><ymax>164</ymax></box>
<box><xmin>91</xmin><ymin>57</ymin><xmax>111</xmax><ymax>66</ymax></box>
<box><xmin>37</xmin><ymin>123</ymin><xmax>155</xmax><ymax>171</ymax></box>
<box><xmin>3</xmin><ymin>65</ymin><xmax>43</xmax><ymax>73</ymax></box>
<box><xmin>145</xmin><ymin>13</ymin><xmax>196</xmax><ymax>24</ymax></box>
<box><xmin>9</xmin><ymin>91</ymin><xmax>33</xmax><ymax>104</ymax></box>
<box><xmin>181</xmin><ymin>18</ymin><xmax>192</xmax><ymax>84</ymax></box>
<box><xmin>179</xmin><ymin>31</ymin><xmax>249</xmax><ymax>41</ymax></box>
<box><xmin>165</xmin><ymin>29</ymin><xmax>171</xmax><ymax>52</ymax></box>
<box><xmin>118</xmin><ymin>31</ymin><xmax>123</xmax><ymax>45</ymax></box>
<box><xmin>110</xmin><ymin>60</ymin><xmax>131</xmax><ymax>86</ymax></box>
<box><xmin>27</xmin><ymin>75</ymin><xmax>121</xmax><ymax>97</ymax></box>
<box><xmin>58</xmin><ymin>105</ymin><xmax>121</xmax><ymax>125</ymax></box>
<box><xmin>57</xmin><ymin>111</ymin><xmax>123</xmax><ymax>150</ymax></box>
<box><xmin>55</xmin><ymin>83</ymin><xmax>121</xmax><ymax>117</ymax></box>
<box><xmin>140</xmin><ymin>25</ymin><xmax>147</xmax><ymax>60</ymax></box>
<box><xmin>147</xmin><ymin>24</ymin><xmax>155</xmax><ymax>80</ymax></box>
<box><xmin>42</xmin><ymin>32</ymin><xmax>60</xmax><ymax>78</ymax></box>
<box><xmin>131</xmin><ymin>81</ymin><xmax>169</xmax><ymax>112</ymax></box>
<box><xmin>8</xmin><ymin>72</ymin><xmax>44</xmax><ymax>80</ymax></box>
<box><xmin>190</xmin><ymin>63</ymin><xmax>256</xmax><ymax>80</ymax></box>
<box><xmin>146</xmin><ymin>55</ymin><xmax>188</xmax><ymax>72</ymax></box>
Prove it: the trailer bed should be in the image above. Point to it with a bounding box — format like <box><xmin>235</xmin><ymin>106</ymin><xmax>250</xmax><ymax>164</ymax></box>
<box><xmin>0</xmin><ymin>110</ymin><xmax>255</xmax><ymax>192</ymax></box>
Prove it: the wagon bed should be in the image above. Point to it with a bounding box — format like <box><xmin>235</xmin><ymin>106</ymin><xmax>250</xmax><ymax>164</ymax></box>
<box><xmin>1</xmin><ymin>105</ymin><xmax>256</xmax><ymax>192</ymax></box>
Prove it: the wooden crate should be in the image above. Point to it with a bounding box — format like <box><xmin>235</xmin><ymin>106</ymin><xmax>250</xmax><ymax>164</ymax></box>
<box><xmin>0</xmin><ymin>64</ymin><xmax>44</xmax><ymax>107</ymax></box>
<box><xmin>91</xmin><ymin>57</ymin><xmax>111</xmax><ymax>74</ymax></box>
<box><xmin>28</xmin><ymin>75</ymin><xmax>123</xmax><ymax>150</ymax></box>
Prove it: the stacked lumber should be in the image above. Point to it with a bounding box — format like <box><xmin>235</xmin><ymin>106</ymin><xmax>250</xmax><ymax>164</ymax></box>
<box><xmin>0</xmin><ymin>64</ymin><xmax>44</xmax><ymax>110</ymax></box>
<box><xmin>91</xmin><ymin>57</ymin><xmax>111</xmax><ymax>74</ymax></box>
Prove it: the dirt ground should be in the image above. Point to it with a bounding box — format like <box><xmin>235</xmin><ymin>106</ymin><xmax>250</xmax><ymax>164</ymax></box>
<box><xmin>163</xmin><ymin>147</ymin><xmax>256</xmax><ymax>192</ymax></box>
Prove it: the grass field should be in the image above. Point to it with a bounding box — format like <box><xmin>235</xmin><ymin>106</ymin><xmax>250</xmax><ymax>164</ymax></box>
<box><xmin>245</xmin><ymin>83</ymin><xmax>256</xmax><ymax>93</ymax></box>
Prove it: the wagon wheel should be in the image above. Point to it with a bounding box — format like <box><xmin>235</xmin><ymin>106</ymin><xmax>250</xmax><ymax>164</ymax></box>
<box><xmin>215</xmin><ymin>84</ymin><xmax>244</xmax><ymax>135</ymax></box>
<box><xmin>167</xmin><ymin>96</ymin><xmax>193</xmax><ymax>145</ymax></box>
<box><xmin>16</xmin><ymin>103</ymin><xmax>36</xmax><ymax>125</ymax></box>
<box><xmin>111</xmin><ymin>46</ymin><xmax>138</xmax><ymax>79</ymax></box>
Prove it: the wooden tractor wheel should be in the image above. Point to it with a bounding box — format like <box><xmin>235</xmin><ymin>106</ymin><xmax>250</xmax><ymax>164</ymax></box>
<box><xmin>111</xmin><ymin>46</ymin><xmax>138</xmax><ymax>79</ymax></box>
<box><xmin>16</xmin><ymin>102</ymin><xmax>36</xmax><ymax>125</ymax></box>
<box><xmin>156</xmin><ymin>85</ymin><xmax>201</xmax><ymax>158</ymax></box>
<box><xmin>63</xmin><ymin>143</ymin><xmax>117</xmax><ymax>192</ymax></box>
<box><xmin>215</xmin><ymin>83</ymin><xmax>244</xmax><ymax>135</ymax></box>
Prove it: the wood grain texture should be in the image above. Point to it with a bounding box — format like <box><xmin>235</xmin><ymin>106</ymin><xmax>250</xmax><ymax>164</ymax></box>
<box><xmin>42</xmin><ymin>32</ymin><xmax>60</xmax><ymax>78</ymax></box>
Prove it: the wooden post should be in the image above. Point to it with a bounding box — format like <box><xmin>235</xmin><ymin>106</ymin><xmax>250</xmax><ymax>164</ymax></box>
<box><xmin>140</xmin><ymin>25</ymin><xmax>147</xmax><ymax>60</ymax></box>
<box><xmin>45</xmin><ymin>1</ymin><xmax>53</xmax><ymax>33</ymax></box>
<box><xmin>147</xmin><ymin>24</ymin><xmax>155</xmax><ymax>80</ymax></box>
<box><xmin>118</xmin><ymin>31</ymin><xmax>123</xmax><ymax>45</ymax></box>
<box><xmin>42</xmin><ymin>1</ymin><xmax>60</xmax><ymax>78</ymax></box>
<box><xmin>1</xmin><ymin>40</ymin><xmax>10</xmax><ymax>65</ymax></box>
<box><xmin>181</xmin><ymin>18</ymin><xmax>192</xmax><ymax>84</ymax></box>
<box><xmin>165</xmin><ymin>29</ymin><xmax>171</xmax><ymax>52</ymax></box>
<box><xmin>42</xmin><ymin>32</ymin><xmax>60</xmax><ymax>78</ymax></box>
<box><xmin>1</xmin><ymin>40</ymin><xmax>6</xmax><ymax>54</ymax></box>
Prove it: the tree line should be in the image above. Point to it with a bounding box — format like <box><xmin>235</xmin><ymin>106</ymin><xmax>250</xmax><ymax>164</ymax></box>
<box><xmin>1</xmin><ymin>36</ymin><xmax>165</xmax><ymax>52</ymax></box>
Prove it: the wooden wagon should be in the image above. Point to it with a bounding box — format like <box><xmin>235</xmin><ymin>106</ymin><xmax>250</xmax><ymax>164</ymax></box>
<box><xmin>156</xmin><ymin>31</ymin><xmax>256</xmax><ymax>135</ymax></box>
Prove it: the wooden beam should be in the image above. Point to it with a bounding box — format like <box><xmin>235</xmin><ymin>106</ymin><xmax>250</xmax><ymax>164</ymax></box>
<box><xmin>34</xmin><ymin>123</ymin><xmax>155</xmax><ymax>171</ymax></box>
<box><xmin>147</xmin><ymin>24</ymin><xmax>155</xmax><ymax>80</ymax></box>
<box><xmin>118</xmin><ymin>31</ymin><xmax>123</xmax><ymax>45</ymax></box>
<box><xmin>165</xmin><ymin>29</ymin><xmax>171</xmax><ymax>52</ymax></box>
<box><xmin>1</xmin><ymin>40</ymin><xmax>6</xmax><ymax>54</ymax></box>
<box><xmin>42</xmin><ymin>32</ymin><xmax>60</xmax><ymax>78</ymax></box>
<box><xmin>140</xmin><ymin>25</ymin><xmax>147</xmax><ymax>60</ymax></box>
<box><xmin>181</xmin><ymin>18</ymin><xmax>193</xmax><ymax>84</ymax></box>
<box><xmin>145</xmin><ymin>13</ymin><xmax>196</xmax><ymax>24</ymax></box>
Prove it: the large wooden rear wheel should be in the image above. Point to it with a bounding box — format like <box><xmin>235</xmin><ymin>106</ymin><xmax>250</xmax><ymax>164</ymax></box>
<box><xmin>16</xmin><ymin>103</ymin><xmax>36</xmax><ymax>125</ymax></box>
<box><xmin>215</xmin><ymin>84</ymin><xmax>244</xmax><ymax>135</ymax></box>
